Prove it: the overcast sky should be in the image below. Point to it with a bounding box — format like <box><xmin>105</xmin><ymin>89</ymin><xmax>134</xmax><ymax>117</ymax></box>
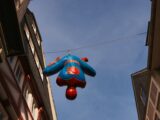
<box><xmin>29</xmin><ymin>0</ymin><xmax>151</xmax><ymax>120</ymax></box>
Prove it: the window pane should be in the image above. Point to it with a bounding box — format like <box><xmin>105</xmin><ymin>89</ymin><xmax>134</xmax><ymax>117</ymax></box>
<box><xmin>140</xmin><ymin>87</ymin><xmax>147</xmax><ymax>105</ymax></box>
<box><xmin>34</xmin><ymin>53</ymin><xmax>40</xmax><ymax>68</ymax></box>
<box><xmin>32</xmin><ymin>23</ymin><xmax>37</xmax><ymax>33</ymax></box>
<box><xmin>25</xmin><ymin>89</ymin><xmax>29</xmax><ymax>101</ymax></box>
<box><xmin>8</xmin><ymin>56</ymin><xmax>14</xmax><ymax>63</ymax></box>
<box><xmin>36</xmin><ymin>34</ymin><xmax>41</xmax><ymax>46</ymax></box>
<box><xmin>29</xmin><ymin>39</ymin><xmax>35</xmax><ymax>54</ymax></box>
<box><xmin>15</xmin><ymin>65</ymin><xmax>22</xmax><ymax>82</ymax></box>
<box><xmin>31</xmin><ymin>22</ymin><xmax>41</xmax><ymax>46</ymax></box>
<box><xmin>32</xmin><ymin>102</ymin><xmax>38</xmax><ymax>120</ymax></box>
<box><xmin>39</xmin><ymin>66</ymin><xmax>43</xmax><ymax>80</ymax></box>
<box><xmin>24</xmin><ymin>24</ymin><xmax>30</xmax><ymax>40</ymax></box>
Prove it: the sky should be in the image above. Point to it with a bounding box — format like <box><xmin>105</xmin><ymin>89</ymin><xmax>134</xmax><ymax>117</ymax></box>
<box><xmin>29</xmin><ymin>0</ymin><xmax>151</xmax><ymax>120</ymax></box>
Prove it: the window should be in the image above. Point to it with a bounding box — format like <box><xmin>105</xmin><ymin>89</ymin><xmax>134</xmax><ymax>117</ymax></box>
<box><xmin>8</xmin><ymin>56</ymin><xmax>14</xmax><ymax>63</ymax></box>
<box><xmin>24</xmin><ymin>87</ymin><xmax>39</xmax><ymax>118</ymax></box>
<box><xmin>24</xmin><ymin>87</ymin><xmax>33</xmax><ymax>111</ymax></box>
<box><xmin>140</xmin><ymin>87</ymin><xmax>147</xmax><ymax>105</ymax></box>
<box><xmin>31</xmin><ymin>22</ymin><xmax>41</xmax><ymax>46</ymax></box>
<box><xmin>24</xmin><ymin>24</ymin><xmax>30</xmax><ymax>40</ymax></box>
<box><xmin>14</xmin><ymin>0</ymin><xmax>20</xmax><ymax>10</ymax></box>
<box><xmin>39</xmin><ymin>66</ymin><xmax>44</xmax><ymax>80</ymax></box>
<box><xmin>24</xmin><ymin>88</ymin><xmax>29</xmax><ymax>102</ymax></box>
<box><xmin>15</xmin><ymin>64</ymin><xmax>23</xmax><ymax>82</ymax></box>
<box><xmin>29</xmin><ymin>39</ymin><xmax>35</xmax><ymax>54</ymax></box>
<box><xmin>157</xmin><ymin>93</ymin><xmax>160</xmax><ymax>112</ymax></box>
<box><xmin>14</xmin><ymin>0</ymin><xmax>24</xmax><ymax>10</ymax></box>
<box><xmin>24</xmin><ymin>23</ymin><xmax>43</xmax><ymax>81</ymax></box>
<box><xmin>32</xmin><ymin>23</ymin><xmax>37</xmax><ymax>34</ymax></box>
<box><xmin>24</xmin><ymin>24</ymin><xmax>36</xmax><ymax>55</ymax></box>
<box><xmin>36</xmin><ymin>34</ymin><xmax>41</xmax><ymax>46</ymax></box>
<box><xmin>34</xmin><ymin>53</ymin><xmax>43</xmax><ymax>81</ymax></box>
<box><xmin>32</xmin><ymin>101</ymin><xmax>38</xmax><ymax>120</ymax></box>
<box><xmin>34</xmin><ymin>53</ymin><xmax>40</xmax><ymax>68</ymax></box>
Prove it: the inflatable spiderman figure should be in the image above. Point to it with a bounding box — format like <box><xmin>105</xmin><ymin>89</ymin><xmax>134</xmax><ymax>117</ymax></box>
<box><xmin>43</xmin><ymin>54</ymin><xmax>96</xmax><ymax>100</ymax></box>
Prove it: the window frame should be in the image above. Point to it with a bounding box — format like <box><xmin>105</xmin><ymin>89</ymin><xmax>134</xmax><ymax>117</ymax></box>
<box><xmin>31</xmin><ymin>22</ymin><xmax>41</xmax><ymax>46</ymax></box>
<box><xmin>14</xmin><ymin>62</ymin><xmax>24</xmax><ymax>83</ymax></box>
<box><xmin>24</xmin><ymin>23</ymin><xmax>44</xmax><ymax>81</ymax></box>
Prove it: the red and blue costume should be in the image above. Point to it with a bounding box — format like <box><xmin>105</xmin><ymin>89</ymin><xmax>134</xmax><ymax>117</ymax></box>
<box><xmin>43</xmin><ymin>54</ymin><xmax>96</xmax><ymax>100</ymax></box>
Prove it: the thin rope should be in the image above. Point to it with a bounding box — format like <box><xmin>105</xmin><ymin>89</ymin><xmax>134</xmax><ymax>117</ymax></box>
<box><xmin>45</xmin><ymin>31</ymin><xmax>146</xmax><ymax>54</ymax></box>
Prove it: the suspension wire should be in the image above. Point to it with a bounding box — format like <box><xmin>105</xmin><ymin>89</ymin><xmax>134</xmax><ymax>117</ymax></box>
<box><xmin>45</xmin><ymin>31</ymin><xmax>147</xmax><ymax>54</ymax></box>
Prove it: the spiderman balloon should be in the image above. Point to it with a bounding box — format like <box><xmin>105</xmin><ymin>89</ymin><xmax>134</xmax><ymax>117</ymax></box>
<box><xmin>43</xmin><ymin>54</ymin><xmax>96</xmax><ymax>100</ymax></box>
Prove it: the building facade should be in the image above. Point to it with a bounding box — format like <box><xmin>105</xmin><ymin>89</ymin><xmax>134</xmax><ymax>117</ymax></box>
<box><xmin>132</xmin><ymin>0</ymin><xmax>160</xmax><ymax>120</ymax></box>
<box><xmin>0</xmin><ymin>0</ymin><xmax>57</xmax><ymax>120</ymax></box>
<box><xmin>132</xmin><ymin>69</ymin><xmax>150</xmax><ymax>120</ymax></box>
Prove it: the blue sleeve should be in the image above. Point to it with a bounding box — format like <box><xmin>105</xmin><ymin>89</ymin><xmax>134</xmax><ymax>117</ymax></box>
<box><xmin>79</xmin><ymin>59</ymin><xmax>96</xmax><ymax>77</ymax></box>
<box><xmin>43</xmin><ymin>57</ymin><xmax>66</xmax><ymax>76</ymax></box>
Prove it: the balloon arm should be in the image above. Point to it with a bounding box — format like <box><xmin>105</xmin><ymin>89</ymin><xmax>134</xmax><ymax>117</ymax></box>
<box><xmin>47</xmin><ymin>61</ymin><xmax>56</xmax><ymax>66</ymax></box>
<box><xmin>81</xmin><ymin>57</ymin><xmax>88</xmax><ymax>62</ymax></box>
<box><xmin>47</xmin><ymin>57</ymin><xmax>61</xmax><ymax>66</ymax></box>
<box><xmin>79</xmin><ymin>60</ymin><xmax>96</xmax><ymax>77</ymax></box>
<box><xmin>43</xmin><ymin>58</ymin><xmax>65</xmax><ymax>76</ymax></box>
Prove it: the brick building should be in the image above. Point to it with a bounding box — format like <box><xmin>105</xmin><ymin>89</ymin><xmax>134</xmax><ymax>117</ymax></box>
<box><xmin>0</xmin><ymin>0</ymin><xmax>57</xmax><ymax>120</ymax></box>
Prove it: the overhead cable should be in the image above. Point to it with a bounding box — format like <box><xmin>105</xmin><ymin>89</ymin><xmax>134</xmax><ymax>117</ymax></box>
<box><xmin>45</xmin><ymin>31</ymin><xmax>147</xmax><ymax>54</ymax></box>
